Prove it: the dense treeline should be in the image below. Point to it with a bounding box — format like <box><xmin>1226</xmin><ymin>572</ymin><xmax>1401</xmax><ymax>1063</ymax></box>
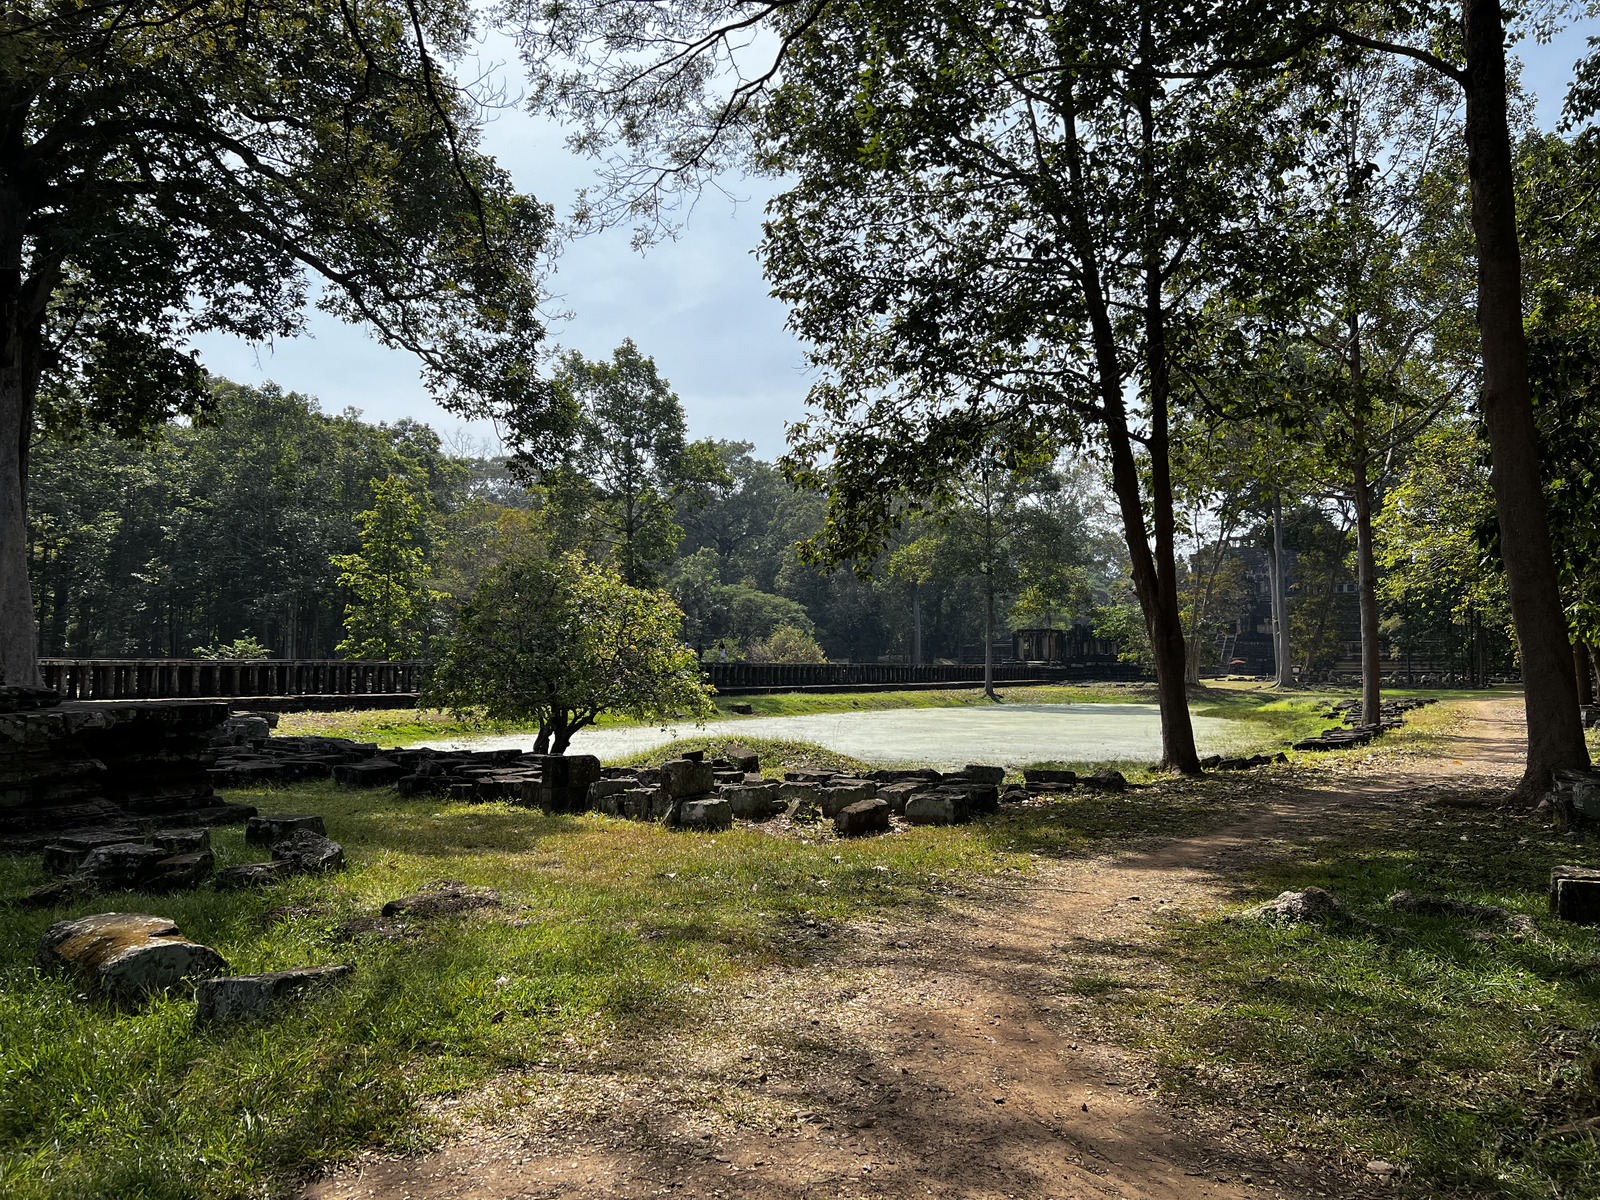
<box><xmin>28</xmin><ymin>360</ymin><xmax>1520</xmax><ymax>681</ymax></box>
<box><xmin>29</xmin><ymin>381</ymin><xmax>463</xmax><ymax>658</ymax></box>
<box><xmin>27</xmin><ymin>368</ymin><xmax>1130</xmax><ymax>664</ymax></box>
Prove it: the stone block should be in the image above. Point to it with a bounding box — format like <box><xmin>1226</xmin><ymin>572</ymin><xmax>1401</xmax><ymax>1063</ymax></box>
<box><xmin>272</xmin><ymin>830</ymin><xmax>344</xmax><ymax>872</ymax></box>
<box><xmin>723</xmin><ymin>745</ymin><xmax>761</xmax><ymax>772</ymax></box>
<box><xmin>1552</xmin><ymin>768</ymin><xmax>1600</xmax><ymax>828</ymax></box>
<box><xmin>834</xmin><ymin>798</ymin><xmax>890</xmax><ymax>837</ymax></box>
<box><xmin>146</xmin><ymin>850</ymin><xmax>215</xmax><ymax>892</ymax></box>
<box><xmin>536</xmin><ymin>754</ymin><xmax>601</xmax><ymax>789</ymax></box>
<box><xmin>40</xmin><ymin>827</ymin><xmax>137</xmax><ymax>875</ymax></box>
<box><xmin>331</xmin><ymin>758</ymin><xmax>406</xmax><ymax>788</ymax></box>
<box><xmin>194</xmin><ymin>964</ymin><xmax>353</xmax><ymax>1023</ymax></box>
<box><xmin>152</xmin><ymin>828</ymin><xmax>210</xmax><ymax>854</ymax></box>
<box><xmin>588</xmin><ymin>779</ymin><xmax>632</xmax><ymax>807</ymax></box>
<box><xmin>619</xmin><ymin>788</ymin><xmax>658</xmax><ymax>820</ymax></box>
<box><xmin>1022</xmin><ymin>768</ymin><xmax>1076</xmax><ymax>787</ymax></box>
<box><xmin>41</xmin><ymin>842</ymin><xmax>89</xmax><ymax>876</ymax></box>
<box><xmin>904</xmin><ymin>794</ymin><xmax>967</xmax><ymax>826</ymax></box>
<box><xmin>677</xmin><ymin>798</ymin><xmax>733</xmax><ymax>831</ymax></box>
<box><xmin>1551</xmin><ymin>865</ymin><xmax>1600</xmax><ymax>923</ymax></box>
<box><xmin>778</xmin><ymin>781</ymin><xmax>821</xmax><ymax>808</ymax></box>
<box><xmin>819</xmin><ymin>781</ymin><xmax>876</xmax><ymax>817</ymax></box>
<box><xmin>956</xmin><ymin>764</ymin><xmax>1005</xmax><ymax>785</ymax></box>
<box><xmin>215</xmin><ymin>860</ymin><xmax>299</xmax><ymax>890</ymax></box>
<box><xmin>878</xmin><ymin>782</ymin><xmax>920</xmax><ymax>814</ymax></box>
<box><xmin>1081</xmin><ymin>770</ymin><xmax>1128</xmax><ymax>793</ymax></box>
<box><xmin>381</xmin><ymin>882</ymin><xmax>500</xmax><ymax>919</ymax></box>
<box><xmin>661</xmin><ymin>759</ymin><xmax>716</xmax><ymax>800</ymax></box>
<box><xmin>77</xmin><ymin>842</ymin><xmax>171</xmax><ymax>889</ymax></box>
<box><xmin>245</xmin><ymin>814</ymin><xmax>326</xmax><ymax>847</ymax></box>
<box><xmin>722</xmin><ymin>781</ymin><xmax>784</xmax><ymax>820</ymax></box>
<box><xmin>37</xmin><ymin>912</ymin><xmax>227</xmax><ymax>1002</ymax></box>
<box><xmin>945</xmin><ymin>783</ymin><xmax>999</xmax><ymax>815</ymax></box>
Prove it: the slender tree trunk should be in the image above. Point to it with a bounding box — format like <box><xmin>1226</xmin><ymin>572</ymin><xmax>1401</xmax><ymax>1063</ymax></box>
<box><xmin>1135</xmin><ymin>60</ymin><xmax>1200</xmax><ymax>771</ymax></box>
<box><xmin>1352</xmin><ymin>459</ymin><xmax>1383</xmax><ymax>727</ymax></box>
<box><xmin>1058</xmin><ymin>77</ymin><xmax>1199</xmax><ymax>772</ymax></box>
<box><xmin>1186</xmin><ymin>515</ymin><xmax>1236</xmax><ymax>686</ymax></box>
<box><xmin>1463</xmin><ymin>0</ymin><xmax>1589</xmax><ymax>795</ymax></box>
<box><xmin>983</xmin><ymin>571</ymin><xmax>995</xmax><ymax>700</ymax></box>
<box><xmin>912</xmin><ymin>582</ymin><xmax>922</xmax><ymax>666</ymax></box>
<box><xmin>1575</xmin><ymin>642</ymin><xmax>1594</xmax><ymax>708</ymax></box>
<box><xmin>1270</xmin><ymin>492</ymin><xmax>1293</xmax><ymax>688</ymax></box>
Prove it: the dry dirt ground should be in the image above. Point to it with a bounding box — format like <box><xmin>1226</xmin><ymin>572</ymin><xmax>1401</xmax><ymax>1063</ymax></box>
<box><xmin>305</xmin><ymin>697</ymin><xmax>1527</xmax><ymax>1200</ymax></box>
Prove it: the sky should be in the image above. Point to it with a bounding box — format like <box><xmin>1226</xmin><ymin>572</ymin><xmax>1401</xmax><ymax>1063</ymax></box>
<box><xmin>189</xmin><ymin>20</ymin><xmax>1600</xmax><ymax>461</ymax></box>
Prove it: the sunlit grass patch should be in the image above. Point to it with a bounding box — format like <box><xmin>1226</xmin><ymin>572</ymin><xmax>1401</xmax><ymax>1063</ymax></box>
<box><xmin>1087</xmin><ymin>784</ymin><xmax>1600</xmax><ymax>1199</ymax></box>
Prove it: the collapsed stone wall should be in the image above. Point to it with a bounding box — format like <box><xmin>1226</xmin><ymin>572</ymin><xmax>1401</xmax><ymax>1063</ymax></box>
<box><xmin>0</xmin><ymin>692</ymin><xmax>252</xmax><ymax>854</ymax></box>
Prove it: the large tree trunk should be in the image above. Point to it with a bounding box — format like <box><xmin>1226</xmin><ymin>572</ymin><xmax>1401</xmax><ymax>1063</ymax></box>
<box><xmin>1463</xmin><ymin>0</ymin><xmax>1589</xmax><ymax>796</ymax></box>
<box><xmin>1351</xmin><ymin>459</ymin><xmax>1383</xmax><ymax>727</ymax></box>
<box><xmin>1135</xmin><ymin>56</ymin><xmax>1200</xmax><ymax>772</ymax></box>
<box><xmin>0</xmin><ymin>332</ymin><xmax>40</xmax><ymax>689</ymax></box>
<box><xmin>1270</xmin><ymin>492</ymin><xmax>1293</xmax><ymax>688</ymax></box>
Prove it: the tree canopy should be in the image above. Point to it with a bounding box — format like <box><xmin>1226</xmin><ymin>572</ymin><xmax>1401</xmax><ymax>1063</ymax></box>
<box><xmin>1</xmin><ymin>0</ymin><xmax>558</xmax><ymax>683</ymax></box>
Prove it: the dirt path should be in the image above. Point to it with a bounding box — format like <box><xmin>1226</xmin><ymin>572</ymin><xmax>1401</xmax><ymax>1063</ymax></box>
<box><xmin>306</xmin><ymin>697</ymin><xmax>1526</xmax><ymax>1200</ymax></box>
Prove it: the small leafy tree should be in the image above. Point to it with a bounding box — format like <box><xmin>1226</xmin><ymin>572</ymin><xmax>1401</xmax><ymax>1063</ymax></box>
<box><xmin>331</xmin><ymin>477</ymin><xmax>437</xmax><ymax>659</ymax></box>
<box><xmin>425</xmin><ymin>551</ymin><xmax>713</xmax><ymax>753</ymax></box>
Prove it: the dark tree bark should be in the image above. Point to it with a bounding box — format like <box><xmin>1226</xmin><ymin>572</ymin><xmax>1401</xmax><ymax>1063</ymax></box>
<box><xmin>0</xmin><ymin>213</ymin><xmax>46</xmax><ymax>687</ymax></box>
<box><xmin>1270</xmin><ymin>492</ymin><xmax>1293</xmax><ymax>689</ymax></box>
<box><xmin>1576</xmin><ymin>642</ymin><xmax>1595</xmax><ymax>708</ymax></box>
<box><xmin>1060</xmin><ymin>88</ymin><xmax>1200</xmax><ymax>775</ymax></box>
<box><xmin>1462</xmin><ymin>0</ymin><xmax>1589</xmax><ymax>795</ymax></box>
<box><xmin>1351</xmin><ymin>457</ymin><xmax>1383</xmax><ymax>727</ymax></box>
<box><xmin>911</xmin><ymin>582</ymin><xmax>922</xmax><ymax>666</ymax></box>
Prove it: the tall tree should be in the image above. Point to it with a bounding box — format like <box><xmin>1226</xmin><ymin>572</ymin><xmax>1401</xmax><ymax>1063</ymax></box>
<box><xmin>1322</xmin><ymin>2</ymin><xmax>1590</xmax><ymax>792</ymax></box>
<box><xmin>331</xmin><ymin>476</ymin><xmax>438</xmax><ymax>659</ymax></box>
<box><xmin>764</xmin><ymin>2</ymin><xmax>1315</xmax><ymax>770</ymax></box>
<box><xmin>3</xmin><ymin>0</ymin><xmax>553</xmax><ymax>684</ymax></box>
<box><xmin>516</xmin><ymin>341</ymin><xmax>725</xmax><ymax>585</ymax></box>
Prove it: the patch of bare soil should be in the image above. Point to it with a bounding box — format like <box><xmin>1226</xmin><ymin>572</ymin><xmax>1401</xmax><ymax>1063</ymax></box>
<box><xmin>305</xmin><ymin>698</ymin><xmax>1523</xmax><ymax>1200</ymax></box>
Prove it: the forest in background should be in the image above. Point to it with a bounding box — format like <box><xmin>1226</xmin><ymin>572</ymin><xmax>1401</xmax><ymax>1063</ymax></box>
<box><xmin>26</xmin><ymin>351</ymin><xmax>1514</xmax><ymax>679</ymax></box>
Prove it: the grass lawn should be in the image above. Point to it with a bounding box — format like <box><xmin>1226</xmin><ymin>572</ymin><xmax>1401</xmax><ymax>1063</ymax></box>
<box><xmin>0</xmin><ymin>750</ymin><xmax>1267</xmax><ymax>1200</ymax></box>
<box><xmin>1083</xmin><ymin>774</ymin><xmax>1600</xmax><ymax>1197</ymax></box>
<box><xmin>2</xmin><ymin>689</ymin><xmax>1567</xmax><ymax>1199</ymax></box>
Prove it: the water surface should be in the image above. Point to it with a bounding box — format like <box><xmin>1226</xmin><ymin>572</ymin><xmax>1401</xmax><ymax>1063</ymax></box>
<box><xmin>408</xmin><ymin>702</ymin><xmax>1256</xmax><ymax>769</ymax></box>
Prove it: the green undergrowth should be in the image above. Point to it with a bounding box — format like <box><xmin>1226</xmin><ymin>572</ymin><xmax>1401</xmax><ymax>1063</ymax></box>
<box><xmin>274</xmin><ymin>707</ymin><xmax>537</xmax><ymax>744</ymax></box>
<box><xmin>1086</xmin><ymin>784</ymin><xmax>1600</xmax><ymax>1199</ymax></box>
<box><xmin>0</xmin><ymin>749</ymin><xmax>1264</xmax><ymax>1200</ymax></box>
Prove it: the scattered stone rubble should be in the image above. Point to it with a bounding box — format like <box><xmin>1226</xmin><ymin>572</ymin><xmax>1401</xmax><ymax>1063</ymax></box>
<box><xmin>1292</xmin><ymin>696</ymin><xmax>1439</xmax><ymax>753</ymax></box>
<box><xmin>37</xmin><ymin>911</ymin><xmax>229</xmax><ymax>1003</ymax></box>
<box><xmin>1244</xmin><ymin>884</ymin><xmax>1542</xmax><ymax>940</ymax></box>
<box><xmin>195</xmin><ymin>964</ymin><xmax>352</xmax><ymax>1023</ymax></box>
